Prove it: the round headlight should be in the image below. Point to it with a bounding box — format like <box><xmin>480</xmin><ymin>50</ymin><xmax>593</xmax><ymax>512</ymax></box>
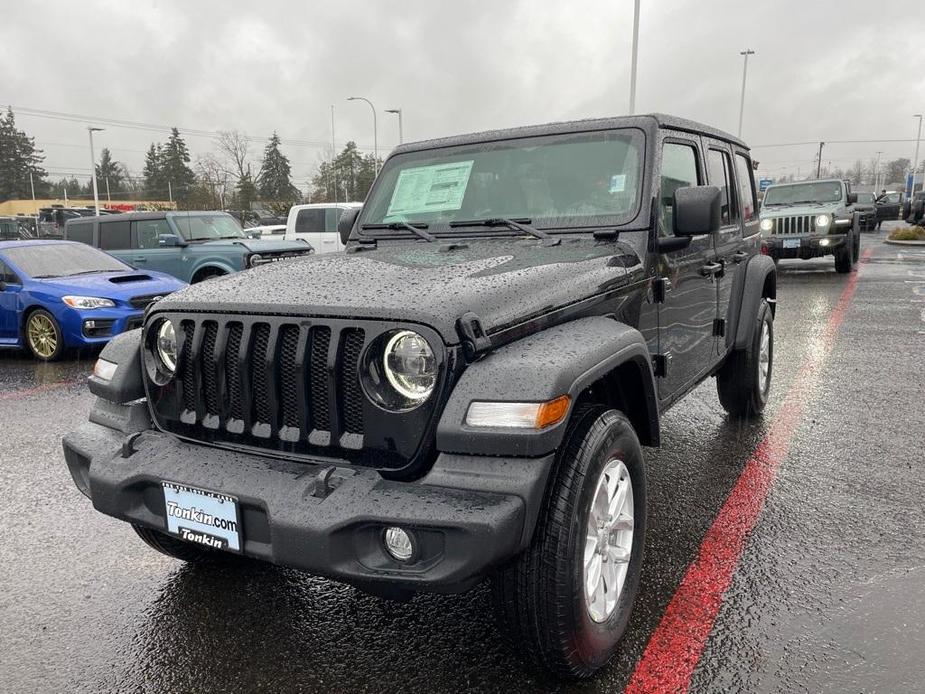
<box><xmin>155</xmin><ymin>320</ymin><xmax>178</xmax><ymax>373</ymax></box>
<box><xmin>815</xmin><ymin>214</ymin><xmax>831</xmax><ymax>228</ymax></box>
<box><xmin>759</xmin><ymin>218</ymin><xmax>774</xmax><ymax>232</ymax></box>
<box><xmin>248</xmin><ymin>253</ymin><xmax>262</xmax><ymax>267</ymax></box>
<box><xmin>383</xmin><ymin>330</ymin><xmax>436</xmax><ymax>402</ymax></box>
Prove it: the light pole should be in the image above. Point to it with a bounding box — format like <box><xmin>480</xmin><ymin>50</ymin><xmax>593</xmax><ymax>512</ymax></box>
<box><xmin>737</xmin><ymin>49</ymin><xmax>755</xmax><ymax>138</ymax></box>
<box><xmin>874</xmin><ymin>151</ymin><xmax>883</xmax><ymax>191</ymax></box>
<box><xmin>912</xmin><ymin>114</ymin><xmax>923</xmax><ymax>194</ymax></box>
<box><xmin>87</xmin><ymin>127</ymin><xmax>103</xmax><ymax>215</ymax></box>
<box><xmin>628</xmin><ymin>0</ymin><xmax>640</xmax><ymax>114</ymax></box>
<box><xmin>347</xmin><ymin>96</ymin><xmax>378</xmax><ymax>175</ymax></box>
<box><xmin>385</xmin><ymin>108</ymin><xmax>403</xmax><ymax>144</ymax></box>
<box><xmin>331</xmin><ymin>104</ymin><xmax>338</xmax><ymax>202</ymax></box>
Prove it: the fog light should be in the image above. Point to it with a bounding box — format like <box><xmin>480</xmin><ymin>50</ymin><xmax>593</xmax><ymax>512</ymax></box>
<box><xmin>85</xmin><ymin>320</ymin><xmax>96</xmax><ymax>329</ymax></box>
<box><xmin>384</xmin><ymin>526</ymin><xmax>414</xmax><ymax>562</ymax></box>
<box><xmin>819</xmin><ymin>238</ymin><xmax>831</xmax><ymax>247</ymax></box>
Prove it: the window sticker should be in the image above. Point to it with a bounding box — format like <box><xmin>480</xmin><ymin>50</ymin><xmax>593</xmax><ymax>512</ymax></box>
<box><xmin>386</xmin><ymin>161</ymin><xmax>474</xmax><ymax>217</ymax></box>
<box><xmin>609</xmin><ymin>174</ymin><xmax>626</xmax><ymax>193</ymax></box>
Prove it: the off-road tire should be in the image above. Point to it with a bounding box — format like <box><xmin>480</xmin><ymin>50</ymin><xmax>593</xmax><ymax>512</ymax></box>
<box><xmin>852</xmin><ymin>231</ymin><xmax>860</xmax><ymax>264</ymax></box>
<box><xmin>491</xmin><ymin>405</ymin><xmax>647</xmax><ymax>680</ymax></box>
<box><xmin>133</xmin><ymin>524</ymin><xmax>224</xmax><ymax>562</ymax></box>
<box><xmin>716</xmin><ymin>299</ymin><xmax>773</xmax><ymax>418</ymax></box>
<box><xmin>834</xmin><ymin>234</ymin><xmax>854</xmax><ymax>273</ymax></box>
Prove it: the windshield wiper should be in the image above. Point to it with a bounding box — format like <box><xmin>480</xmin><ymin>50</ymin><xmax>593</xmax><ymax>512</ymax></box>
<box><xmin>361</xmin><ymin>221</ymin><xmax>436</xmax><ymax>242</ymax></box>
<box><xmin>791</xmin><ymin>200</ymin><xmax>825</xmax><ymax>206</ymax></box>
<box><xmin>64</xmin><ymin>269</ymin><xmax>110</xmax><ymax>276</ymax></box>
<box><xmin>449</xmin><ymin>217</ymin><xmax>559</xmax><ymax>246</ymax></box>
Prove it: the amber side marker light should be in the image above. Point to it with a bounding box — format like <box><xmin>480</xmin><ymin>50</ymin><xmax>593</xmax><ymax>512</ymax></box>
<box><xmin>465</xmin><ymin>395</ymin><xmax>571</xmax><ymax>430</ymax></box>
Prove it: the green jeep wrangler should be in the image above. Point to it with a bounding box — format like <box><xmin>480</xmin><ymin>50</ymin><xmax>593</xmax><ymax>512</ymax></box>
<box><xmin>759</xmin><ymin>178</ymin><xmax>860</xmax><ymax>272</ymax></box>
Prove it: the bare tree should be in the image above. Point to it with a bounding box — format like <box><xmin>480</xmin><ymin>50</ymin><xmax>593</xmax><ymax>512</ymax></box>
<box><xmin>849</xmin><ymin>159</ymin><xmax>863</xmax><ymax>185</ymax></box>
<box><xmin>216</xmin><ymin>130</ymin><xmax>251</xmax><ymax>180</ymax></box>
<box><xmin>196</xmin><ymin>154</ymin><xmax>232</xmax><ymax>209</ymax></box>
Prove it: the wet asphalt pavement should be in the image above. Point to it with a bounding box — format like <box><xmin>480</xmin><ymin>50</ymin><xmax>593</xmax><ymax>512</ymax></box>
<box><xmin>1</xmin><ymin>226</ymin><xmax>923</xmax><ymax>693</ymax></box>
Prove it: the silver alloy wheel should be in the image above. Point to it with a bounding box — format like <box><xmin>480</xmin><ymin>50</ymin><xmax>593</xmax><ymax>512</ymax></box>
<box><xmin>584</xmin><ymin>458</ymin><xmax>634</xmax><ymax>623</ymax></box>
<box><xmin>758</xmin><ymin>320</ymin><xmax>771</xmax><ymax>394</ymax></box>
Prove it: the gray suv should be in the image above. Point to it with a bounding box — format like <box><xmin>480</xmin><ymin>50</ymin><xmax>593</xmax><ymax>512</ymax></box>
<box><xmin>759</xmin><ymin>178</ymin><xmax>860</xmax><ymax>272</ymax></box>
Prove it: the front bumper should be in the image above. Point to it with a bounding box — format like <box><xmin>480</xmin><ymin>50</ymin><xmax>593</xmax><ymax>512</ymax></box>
<box><xmin>63</xmin><ymin>419</ymin><xmax>553</xmax><ymax>593</ymax></box>
<box><xmin>762</xmin><ymin>233</ymin><xmax>848</xmax><ymax>259</ymax></box>
<box><xmin>61</xmin><ymin>307</ymin><xmax>144</xmax><ymax>347</ymax></box>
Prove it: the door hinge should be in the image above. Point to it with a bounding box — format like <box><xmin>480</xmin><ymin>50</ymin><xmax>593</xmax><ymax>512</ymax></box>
<box><xmin>713</xmin><ymin>318</ymin><xmax>726</xmax><ymax>337</ymax></box>
<box><xmin>652</xmin><ymin>353</ymin><xmax>671</xmax><ymax>377</ymax></box>
<box><xmin>653</xmin><ymin>277</ymin><xmax>672</xmax><ymax>303</ymax></box>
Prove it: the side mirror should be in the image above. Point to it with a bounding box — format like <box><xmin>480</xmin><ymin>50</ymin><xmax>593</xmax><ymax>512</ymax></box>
<box><xmin>248</xmin><ymin>231</ymin><xmax>262</xmax><ymax>239</ymax></box>
<box><xmin>338</xmin><ymin>207</ymin><xmax>361</xmax><ymax>245</ymax></box>
<box><xmin>847</xmin><ymin>192</ymin><xmax>858</xmax><ymax>204</ymax></box>
<box><xmin>673</xmin><ymin>186</ymin><xmax>721</xmax><ymax>236</ymax></box>
<box><xmin>0</xmin><ymin>280</ymin><xmax>6</xmax><ymax>291</ymax></box>
<box><xmin>158</xmin><ymin>233</ymin><xmax>184</xmax><ymax>247</ymax></box>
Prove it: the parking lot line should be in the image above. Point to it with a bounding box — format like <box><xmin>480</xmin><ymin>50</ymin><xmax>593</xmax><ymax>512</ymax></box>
<box><xmin>625</xmin><ymin>248</ymin><xmax>872</xmax><ymax>694</ymax></box>
<box><xmin>0</xmin><ymin>379</ymin><xmax>83</xmax><ymax>401</ymax></box>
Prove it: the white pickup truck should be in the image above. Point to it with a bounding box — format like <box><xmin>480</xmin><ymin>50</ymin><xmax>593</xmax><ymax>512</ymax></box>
<box><xmin>284</xmin><ymin>202</ymin><xmax>362</xmax><ymax>254</ymax></box>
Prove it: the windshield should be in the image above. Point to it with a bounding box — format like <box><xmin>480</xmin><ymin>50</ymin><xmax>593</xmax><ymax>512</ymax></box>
<box><xmin>169</xmin><ymin>213</ymin><xmax>246</xmax><ymax>241</ymax></box>
<box><xmin>856</xmin><ymin>193</ymin><xmax>875</xmax><ymax>204</ymax></box>
<box><xmin>359</xmin><ymin>129</ymin><xmax>644</xmax><ymax>231</ymax></box>
<box><xmin>3</xmin><ymin>243</ymin><xmax>130</xmax><ymax>278</ymax></box>
<box><xmin>763</xmin><ymin>181</ymin><xmax>842</xmax><ymax>206</ymax></box>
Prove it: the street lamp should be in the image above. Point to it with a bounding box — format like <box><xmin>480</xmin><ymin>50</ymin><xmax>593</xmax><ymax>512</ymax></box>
<box><xmin>347</xmin><ymin>96</ymin><xmax>379</xmax><ymax>175</ymax></box>
<box><xmin>628</xmin><ymin>0</ymin><xmax>640</xmax><ymax>115</ymax></box>
<box><xmin>912</xmin><ymin>114</ymin><xmax>923</xmax><ymax>194</ymax></box>
<box><xmin>385</xmin><ymin>108</ymin><xmax>403</xmax><ymax>144</ymax></box>
<box><xmin>87</xmin><ymin>127</ymin><xmax>104</xmax><ymax>215</ymax></box>
<box><xmin>737</xmin><ymin>49</ymin><xmax>755</xmax><ymax>138</ymax></box>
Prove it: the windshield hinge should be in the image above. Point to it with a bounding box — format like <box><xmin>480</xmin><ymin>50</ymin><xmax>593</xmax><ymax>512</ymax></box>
<box><xmin>347</xmin><ymin>238</ymin><xmax>377</xmax><ymax>253</ymax></box>
<box><xmin>457</xmin><ymin>311</ymin><xmax>492</xmax><ymax>360</ymax></box>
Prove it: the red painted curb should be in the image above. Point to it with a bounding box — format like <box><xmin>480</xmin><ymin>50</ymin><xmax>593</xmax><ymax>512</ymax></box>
<box><xmin>0</xmin><ymin>378</ymin><xmax>84</xmax><ymax>401</ymax></box>
<box><xmin>626</xmin><ymin>249</ymin><xmax>871</xmax><ymax>693</ymax></box>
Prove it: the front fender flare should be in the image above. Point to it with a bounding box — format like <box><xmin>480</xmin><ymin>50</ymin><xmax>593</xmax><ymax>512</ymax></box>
<box><xmin>729</xmin><ymin>254</ymin><xmax>776</xmax><ymax>350</ymax></box>
<box><xmin>436</xmin><ymin>316</ymin><xmax>658</xmax><ymax>457</ymax></box>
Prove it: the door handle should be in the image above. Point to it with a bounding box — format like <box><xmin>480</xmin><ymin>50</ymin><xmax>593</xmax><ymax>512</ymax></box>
<box><xmin>699</xmin><ymin>262</ymin><xmax>724</xmax><ymax>277</ymax></box>
<box><xmin>731</xmin><ymin>251</ymin><xmax>749</xmax><ymax>263</ymax></box>
<box><xmin>132</xmin><ymin>256</ymin><xmax>147</xmax><ymax>262</ymax></box>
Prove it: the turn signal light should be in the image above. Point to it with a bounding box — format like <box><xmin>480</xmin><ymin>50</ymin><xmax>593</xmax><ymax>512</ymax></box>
<box><xmin>465</xmin><ymin>395</ymin><xmax>571</xmax><ymax>429</ymax></box>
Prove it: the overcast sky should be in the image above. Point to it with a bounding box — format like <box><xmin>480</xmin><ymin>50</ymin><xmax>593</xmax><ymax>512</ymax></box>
<box><xmin>1</xmin><ymin>0</ymin><xmax>923</xmax><ymax>192</ymax></box>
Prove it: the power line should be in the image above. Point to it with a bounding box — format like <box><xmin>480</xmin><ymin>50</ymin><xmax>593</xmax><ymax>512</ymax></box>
<box><xmin>752</xmin><ymin>138</ymin><xmax>919</xmax><ymax>148</ymax></box>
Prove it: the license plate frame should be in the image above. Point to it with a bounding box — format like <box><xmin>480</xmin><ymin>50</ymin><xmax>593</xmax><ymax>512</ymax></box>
<box><xmin>783</xmin><ymin>238</ymin><xmax>801</xmax><ymax>249</ymax></box>
<box><xmin>161</xmin><ymin>482</ymin><xmax>242</xmax><ymax>553</ymax></box>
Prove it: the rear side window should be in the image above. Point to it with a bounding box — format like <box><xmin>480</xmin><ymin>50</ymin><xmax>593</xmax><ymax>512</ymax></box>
<box><xmin>707</xmin><ymin>149</ymin><xmax>737</xmax><ymax>225</ymax></box>
<box><xmin>0</xmin><ymin>260</ymin><xmax>20</xmax><ymax>284</ymax></box>
<box><xmin>67</xmin><ymin>222</ymin><xmax>93</xmax><ymax>245</ymax></box>
<box><xmin>295</xmin><ymin>209</ymin><xmax>326</xmax><ymax>233</ymax></box>
<box><xmin>324</xmin><ymin>208</ymin><xmax>342</xmax><ymax>232</ymax></box>
<box><xmin>659</xmin><ymin>142</ymin><xmax>700</xmax><ymax>236</ymax></box>
<box><xmin>734</xmin><ymin>153</ymin><xmax>757</xmax><ymax>223</ymax></box>
<box><xmin>99</xmin><ymin>220</ymin><xmax>131</xmax><ymax>250</ymax></box>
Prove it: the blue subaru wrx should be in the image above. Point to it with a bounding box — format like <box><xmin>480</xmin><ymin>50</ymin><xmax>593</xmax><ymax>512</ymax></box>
<box><xmin>0</xmin><ymin>240</ymin><xmax>186</xmax><ymax>360</ymax></box>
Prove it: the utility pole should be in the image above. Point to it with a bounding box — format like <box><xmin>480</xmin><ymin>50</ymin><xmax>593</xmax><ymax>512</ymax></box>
<box><xmin>87</xmin><ymin>126</ymin><xmax>104</xmax><ymax>215</ymax></box>
<box><xmin>385</xmin><ymin>108</ymin><xmax>404</xmax><ymax>144</ymax></box>
<box><xmin>816</xmin><ymin>141</ymin><xmax>825</xmax><ymax>179</ymax></box>
<box><xmin>331</xmin><ymin>104</ymin><xmax>338</xmax><ymax>203</ymax></box>
<box><xmin>874</xmin><ymin>151</ymin><xmax>883</xmax><ymax>191</ymax></box>
<box><xmin>347</xmin><ymin>96</ymin><xmax>379</xmax><ymax>175</ymax></box>
<box><xmin>29</xmin><ymin>171</ymin><xmax>38</xmax><ymax>236</ymax></box>
<box><xmin>737</xmin><ymin>49</ymin><xmax>755</xmax><ymax>138</ymax></box>
<box><xmin>628</xmin><ymin>0</ymin><xmax>640</xmax><ymax>115</ymax></box>
<box><xmin>913</xmin><ymin>114</ymin><xmax>923</xmax><ymax>194</ymax></box>
<box><xmin>105</xmin><ymin>177</ymin><xmax>111</xmax><ymax>203</ymax></box>
<box><xmin>168</xmin><ymin>180</ymin><xmax>173</xmax><ymax>204</ymax></box>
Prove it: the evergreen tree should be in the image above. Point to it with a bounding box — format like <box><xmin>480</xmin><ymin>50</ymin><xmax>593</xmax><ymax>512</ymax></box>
<box><xmin>234</xmin><ymin>165</ymin><xmax>259</xmax><ymax>210</ymax></box>
<box><xmin>257</xmin><ymin>132</ymin><xmax>299</xmax><ymax>201</ymax></box>
<box><xmin>0</xmin><ymin>107</ymin><xmax>49</xmax><ymax>202</ymax></box>
<box><xmin>159</xmin><ymin>128</ymin><xmax>196</xmax><ymax>201</ymax></box>
<box><xmin>95</xmin><ymin>148</ymin><xmax>126</xmax><ymax>196</ymax></box>
<box><xmin>310</xmin><ymin>141</ymin><xmax>381</xmax><ymax>203</ymax></box>
<box><xmin>143</xmin><ymin>143</ymin><xmax>164</xmax><ymax>198</ymax></box>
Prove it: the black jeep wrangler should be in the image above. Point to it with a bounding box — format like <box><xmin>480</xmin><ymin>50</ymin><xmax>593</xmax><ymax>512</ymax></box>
<box><xmin>63</xmin><ymin>114</ymin><xmax>776</xmax><ymax>679</ymax></box>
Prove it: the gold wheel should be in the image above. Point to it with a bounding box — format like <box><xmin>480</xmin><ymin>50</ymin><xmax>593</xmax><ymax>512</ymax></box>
<box><xmin>27</xmin><ymin>312</ymin><xmax>59</xmax><ymax>359</ymax></box>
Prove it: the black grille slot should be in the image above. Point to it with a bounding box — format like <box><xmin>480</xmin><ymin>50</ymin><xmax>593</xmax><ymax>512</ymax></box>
<box><xmin>181</xmin><ymin>321</ymin><xmax>197</xmax><ymax>413</ymax></box>
<box><xmin>340</xmin><ymin>329</ymin><xmax>365</xmax><ymax>434</ymax></box>
<box><xmin>225</xmin><ymin>323</ymin><xmax>244</xmax><ymax>421</ymax></box>
<box><xmin>250</xmin><ymin>323</ymin><xmax>272</xmax><ymax>424</ymax></box>
<box><xmin>279</xmin><ymin>325</ymin><xmax>301</xmax><ymax>429</ymax></box>
<box><xmin>309</xmin><ymin>327</ymin><xmax>332</xmax><ymax>432</ymax></box>
<box><xmin>201</xmin><ymin>321</ymin><xmax>219</xmax><ymax>416</ymax></box>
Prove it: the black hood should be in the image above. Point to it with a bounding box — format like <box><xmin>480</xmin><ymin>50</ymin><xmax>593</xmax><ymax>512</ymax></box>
<box><xmin>154</xmin><ymin>236</ymin><xmax>641</xmax><ymax>344</ymax></box>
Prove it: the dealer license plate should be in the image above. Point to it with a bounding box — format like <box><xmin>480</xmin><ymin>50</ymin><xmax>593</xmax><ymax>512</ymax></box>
<box><xmin>783</xmin><ymin>238</ymin><xmax>801</xmax><ymax>249</ymax></box>
<box><xmin>162</xmin><ymin>482</ymin><xmax>241</xmax><ymax>552</ymax></box>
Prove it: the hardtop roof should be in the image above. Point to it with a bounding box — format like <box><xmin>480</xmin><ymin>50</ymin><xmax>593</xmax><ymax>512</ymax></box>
<box><xmin>390</xmin><ymin>113</ymin><xmax>747</xmax><ymax>156</ymax></box>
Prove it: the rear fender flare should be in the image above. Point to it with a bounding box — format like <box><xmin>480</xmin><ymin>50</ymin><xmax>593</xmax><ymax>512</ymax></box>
<box><xmin>728</xmin><ymin>254</ymin><xmax>776</xmax><ymax>351</ymax></box>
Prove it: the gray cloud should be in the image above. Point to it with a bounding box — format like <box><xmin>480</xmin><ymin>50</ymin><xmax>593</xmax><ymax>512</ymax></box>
<box><xmin>1</xmin><ymin>0</ymin><xmax>923</xmax><ymax>189</ymax></box>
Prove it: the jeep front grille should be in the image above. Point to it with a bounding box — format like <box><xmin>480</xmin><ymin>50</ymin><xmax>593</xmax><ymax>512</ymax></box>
<box><xmin>143</xmin><ymin>312</ymin><xmax>447</xmax><ymax>471</ymax></box>
<box><xmin>773</xmin><ymin>215</ymin><xmax>815</xmax><ymax>235</ymax></box>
